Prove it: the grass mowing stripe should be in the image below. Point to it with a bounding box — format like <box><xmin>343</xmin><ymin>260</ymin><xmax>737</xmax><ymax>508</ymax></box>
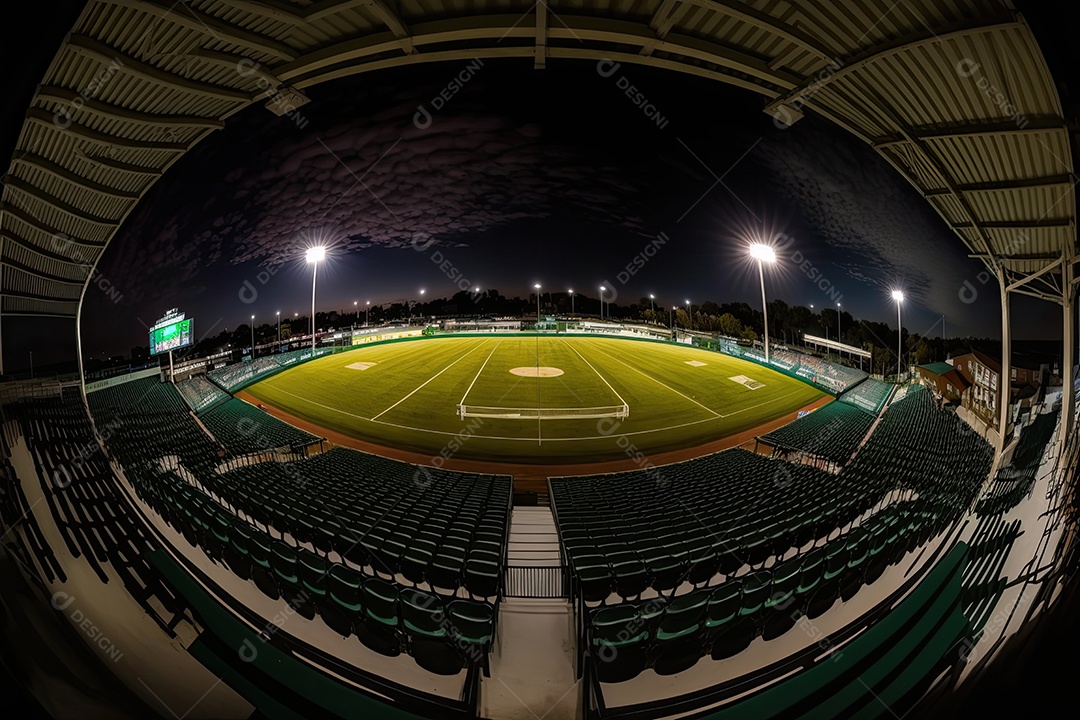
<box><xmin>371</xmin><ymin>339</ymin><xmax>490</xmax><ymax>421</ymax></box>
<box><xmin>565</xmin><ymin>338</ymin><xmax>628</xmax><ymax>409</ymax></box>
<box><xmin>581</xmin><ymin>338</ymin><xmax>721</xmax><ymax>418</ymax></box>
<box><xmin>458</xmin><ymin>338</ymin><xmax>503</xmax><ymax>406</ymax></box>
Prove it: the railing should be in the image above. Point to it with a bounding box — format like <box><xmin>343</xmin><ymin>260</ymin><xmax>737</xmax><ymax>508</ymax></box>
<box><xmin>503</xmin><ymin>565</ymin><xmax>569</xmax><ymax>599</ymax></box>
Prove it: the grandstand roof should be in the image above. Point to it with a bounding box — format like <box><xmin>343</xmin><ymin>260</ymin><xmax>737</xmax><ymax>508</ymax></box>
<box><xmin>1</xmin><ymin>0</ymin><xmax>1074</xmax><ymax>321</ymax></box>
<box><xmin>919</xmin><ymin>361</ymin><xmax>957</xmax><ymax>376</ymax></box>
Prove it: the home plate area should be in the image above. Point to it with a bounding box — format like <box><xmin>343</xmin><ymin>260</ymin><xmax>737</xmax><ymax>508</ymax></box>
<box><xmin>346</xmin><ymin>362</ymin><xmax>377</xmax><ymax>370</ymax></box>
<box><xmin>729</xmin><ymin>374</ymin><xmax>765</xmax><ymax>390</ymax></box>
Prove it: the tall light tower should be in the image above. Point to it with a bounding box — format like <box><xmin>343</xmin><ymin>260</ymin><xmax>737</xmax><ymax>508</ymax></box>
<box><xmin>366</xmin><ymin>300</ymin><xmax>371</xmax><ymax>327</ymax></box>
<box><xmin>599</xmin><ymin>285</ymin><xmax>606</xmax><ymax>320</ymax></box>
<box><xmin>891</xmin><ymin>290</ymin><xmax>904</xmax><ymax>381</ymax></box>
<box><xmin>836</xmin><ymin>301</ymin><xmax>842</xmax><ymax>345</ymax></box>
<box><xmin>649</xmin><ymin>293</ymin><xmax>655</xmax><ymax>323</ymax></box>
<box><xmin>685</xmin><ymin>299</ymin><xmax>692</xmax><ymax>332</ymax></box>
<box><xmin>276</xmin><ymin>311</ymin><xmax>281</xmax><ymax>345</ymax></box>
<box><xmin>534</xmin><ymin>283</ymin><xmax>542</xmax><ymax>324</ymax></box>
<box><xmin>748</xmin><ymin>243</ymin><xmax>777</xmax><ymax>362</ymax></box>
<box><xmin>250</xmin><ymin>314</ymin><xmax>255</xmax><ymax>358</ymax></box>
<box><xmin>306</xmin><ymin>245</ymin><xmax>326</xmax><ymax>353</ymax></box>
<box><xmin>670</xmin><ymin>305</ymin><xmax>675</xmax><ymax>329</ymax></box>
<box><xmin>569</xmin><ymin>289</ymin><xmax>574</xmax><ymax>316</ymax></box>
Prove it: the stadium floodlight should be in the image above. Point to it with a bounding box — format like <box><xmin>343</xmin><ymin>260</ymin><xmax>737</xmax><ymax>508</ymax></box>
<box><xmin>748</xmin><ymin>243</ymin><xmax>776</xmax><ymax>263</ymax></box>
<box><xmin>534</xmin><ymin>283</ymin><xmax>542</xmax><ymax>324</ymax></box>
<box><xmin>748</xmin><ymin>243</ymin><xmax>777</xmax><ymax>362</ymax></box>
<box><xmin>276</xmin><ymin>311</ymin><xmax>280</xmax><ymax>345</ymax></box>
<box><xmin>649</xmin><ymin>293</ymin><xmax>655</xmax><ymax>321</ymax></box>
<box><xmin>366</xmin><ymin>300</ymin><xmax>370</xmax><ymax>327</ymax></box>
<box><xmin>599</xmin><ymin>285</ymin><xmax>606</xmax><ymax>321</ymax></box>
<box><xmin>891</xmin><ymin>290</ymin><xmax>904</xmax><ymax>381</ymax></box>
<box><xmin>685</xmin><ymin>299</ymin><xmax>692</xmax><ymax>332</ymax></box>
<box><xmin>251</xmin><ymin>314</ymin><xmax>255</xmax><ymax>358</ymax></box>
<box><xmin>306</xmin><ymin>246</ymin><xmax>326</xmax><ymax>352</ymax></box>
<box><xmin>569</xmin><ymin>289</ymin><xmax>574</xmax><ymax>316</ymax></box>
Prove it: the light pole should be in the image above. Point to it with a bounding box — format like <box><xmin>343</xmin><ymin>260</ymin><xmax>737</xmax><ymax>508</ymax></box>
<box><xmin>534</xmin><ymin>283</ymin><xmax>542</xmax><ymax>324</ymax></box>
<box><xmin>306</xmin><ymin>246</ymin><xmax>326</xmax><ymax>353</ymax></box>
<box><xmin>649</xmin><ymin>293</ymin><xmax>655</xmax><ymax>323</ymax></box>
<box><xmin>250</xmin><ymin>314</ymin><xmax>255</xmax><ymax>358</ymax></box>
<box><xmin>836</xmin><ymin>301</ymin><xmax>842</xmax><ymax>345</ymax></box>
<box><xmin>891</xmin><ymin>290</ymin><xmax>904</xmax><ymax>381</ymax></box>
<box><xmin>569</xmin><ymin>289</ymin><xmax>574</xmax><ymax>316</ymax></box>
<box><xmin>366</xmin><ymin>300</ymin><xmax>371</xmax><ymax>327</ymax></box>
<box><xmin>685</xmin><ymin>299</ymin><xmax>691</xmax><ymax>332</ymax></box>
<box><xmin>670</xmin><ymin>306</ymin><xmax>675</xmax><ymax>330</ymax></box>
<box><xmin>353</xmin><ymin>300</ymin><xmax>358</xmax><ymax>329</ymax></box>
<box><xmin>749</xmin><ymin>243</ymin><xmax>777</xmax><ymax>362</ymax></box>
<box><xmin>276</xmin><ymin>311</ymin><xmax>281</xmax><ymax>346</ymax></box>
<box><xmin>599</xmin><ymin>285</ymin><xmax>606</xmax><ymax>320</ymax></box>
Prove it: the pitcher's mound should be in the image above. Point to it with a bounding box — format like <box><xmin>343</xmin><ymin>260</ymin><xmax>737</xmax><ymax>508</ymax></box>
<box><xmin>509</xmin><ymin>366</ymin><xmax>564</xmax><ymax>378</ymax></box>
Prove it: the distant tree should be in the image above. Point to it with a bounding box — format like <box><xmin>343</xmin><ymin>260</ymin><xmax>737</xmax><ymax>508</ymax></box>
<box><xmin>718</xmin><ymin>312</ymin><xmax>742</xmax><ymax>336</ymax></box>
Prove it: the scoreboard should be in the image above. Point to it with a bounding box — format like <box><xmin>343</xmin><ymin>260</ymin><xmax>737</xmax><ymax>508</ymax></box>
<box><xmin>149</xmin><ymin>311</ymin><xmax>194</xmax><ymax>356</ymax></box>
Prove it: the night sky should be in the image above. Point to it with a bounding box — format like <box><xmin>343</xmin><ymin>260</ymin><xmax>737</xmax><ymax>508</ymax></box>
<box><xmin>1</xmin><ymin>2</ymin><xmax>1072</xmax><ymax>371</ymax></box>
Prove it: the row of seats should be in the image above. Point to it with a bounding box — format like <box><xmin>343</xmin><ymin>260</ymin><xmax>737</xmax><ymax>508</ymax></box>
<box><xmin>199</xmin><ymin>398</ymin><xmax>318</xmax><ymax>454</ymax></box>
<box><xmin>193</xmin><ymin>449</ymin><xmax>511</xmax><ymax>599</ymax></box>
<box><xmin>175</xmin><ymin>375</ymin><xmax>229</xmax><ymax>414</ymax></box>
<box><xmin>960</xmin><ymin>515</ymin><xmax>1020</xmax><ymax>639</ymax></box>
<box><xmin>839</xmin><ymin>378</ymin><xmax>894</xmax><ymax>415</ymax></box>
<box><xmin>555</xmin><ymin>385</ymin><xmax>993</xmax><ymax>604</ymax></box>
<box><xmin>760</xmin><ymin>401</ymin><xmax>875</xmax><ymax>463</ymax></box>
<box><xmin>207</xmin><ymin>347</ymin><xmax>331</xmax><ymax>393</ymax></box>
<box><xmin>0</xmin><ymin>448</ymin><xmax>67</xmax><ymax>584</ymax></box>
<box><xmin>8</xmin><ymin>391</ymin><xmax>196</xmax><ymax>637</ymax></box>
<box><xmin>552</xmin><ymin>449</ymin><xmax>896</xmax><ymax>603</ymax></box>
<box><xmin>136</xmin><ymin>466</ymin><xmax>497</xmax><ymax>675</ymax></box>
<box><xmin>975</xmin><ymin>409</ymin><xmax>1057</xmax><ymax>517</ymax></box>
<box><xmin>587</xmin><ymin>500</ymin><xmax>943</xmax><ymax>682</ymax></box>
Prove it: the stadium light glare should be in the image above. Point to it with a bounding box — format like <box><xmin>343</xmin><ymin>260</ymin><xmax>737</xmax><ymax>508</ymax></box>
<box><xmin>305</xmin><ymin>245</ymin><xmax>326</xmax><ymax>264</ymax></box>
<box><xmin>891</xmin><ymin>290</ymin><xmax>904</xmax><ymax>302</ymax></box>
<box><xmin>748</xmin><ymin>243</ymin><xmax>776</xmax><ymax>263</ymax></box>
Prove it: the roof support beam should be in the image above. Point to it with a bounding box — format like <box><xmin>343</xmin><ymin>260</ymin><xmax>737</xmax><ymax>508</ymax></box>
<box><xmin>0</xmin><ymin>203</ymin><xmax>107</xmax><ymax>249</ymax></box>
<box><xmin>306</xmin><ymin>0</ymin><xmax>411</xmax><ymax>43</ymax></box>
<box><xmin>281</xmin><ymin>16</ymin><xmax>799</xmax><ymax>92</ymax></box>
<box><xmin>217</xmin><ymin>0</ymin><xmax>302</xmax><ymax>25</ymax></box>
<box><xmin>955</xmin><ymin>219</ymin><xmax>1073</xmax><ymax>229</ymax></box>
<box><xmin>26</xmin><ymin>109</ymin><xmax>189</xmax><ymax>152</ymax></box>
<box><xmin>72</xmin><ymin>146</ymin><xmax>163</xmax><ymax>177</ymax></box>
<box><xmin>99</xmin><ymin>0</ymin><xmax>296</xmax><ymax>61</ymax></box>
<box><xmin>924</xmin><ymin>174</ymin><xmax>1074</xmax><ymax>196</ymax></box>
<box><xmin>765</xmin><ymin>16</ymin><xmax>1021</xmax><ymax>117</ymax></box>
<box><xmin>872</xmin><ymin>117</ymin><xmax>1065</xmax><ymax>148</ymax></box>
<box><xmin>11</xmin><ymin>154</ymin><xmax>141</xmax><ymax>201</ymax></box>
<box><xmin>4</xmin><ymin>178</ymin><xmax>121</xmax><ymax>228</ymax></box>
<box><xmin>67</xmin><ymin>35</ymin><xmax>253</xmax><ymax>103</ymax></box>
<box><xmin>535</xmin><ymin>2</ymin><xmax>547</xmax><ymax>69</ymax></box>
<box><xmin>685</xmin><ymin>0</ymin><xmax>832</xmax><ymax>59</ymax></box>
<box><xmin>36</xmin><ymin>86</ymin><xmax>225</xmax><ymax>129</ymax></box>
<box><xmin>641</xmin><ymin>0</ymin><xmax>685</xmax><ymax>57</ymax></box>
<box><xmin>1</xmin><ymin>258</ymin><xmax>85</xmax><ymax>286</ymax></box>
<box><xmin>1006</xmin><ymin>256</ymin><xmax>1063</xmax><ymax>294</ymax></box>
<box><xmin>0</xmin><ymin>229</ymin><xmax>96</xmax><ymax>268</ymax></box>
<box><xmin>1</xmin><ymin>288</ymin><xmax>82</xmax><ymax>303</ymax></box>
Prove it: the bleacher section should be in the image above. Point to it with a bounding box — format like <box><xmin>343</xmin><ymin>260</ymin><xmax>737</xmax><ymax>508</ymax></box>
<box><xmin>9</xmin><ymin>391</ymin><xmax>194</xmax><ymax>635</ymax></box>
<box><xmin>760</xmin><ymin>401</ymin><xmax>875</xmax><ymax>464</ymax></box>
<box><xmin>700</xmin><ymin>339</ymin><xmax>868</xmax><ymax>395</ymax></box>
<box><xmin>0</xmin><ymin>450</ymin><xmax>66</xmax><ymax>584</ymax></box>
<box><xmin>551</xmin><ymin>449</ymin><xmax>899</xmax><ymax>604</ymax></box>
<box><xmin>87</xmin><ymin>376</ymin><xmax>513</xmax><ymax>675</ymax></box>
<box><xmin>558</xmin><ymin>383</ymin><xmax>994</xmax><ymax>682</ymax></box>
<box><xmin>839</xmin><ymin>378</ymin><xmax>894</xmax><ymax>416</ymax></box>
<box><xmin>976</xmin><ymin>410</ymin><xmax>1058</xmax><ymax>517</ymax></box>
<box><xmin>175</xmin><ymin>375</ymin><xmax>229</xmax><ymax>414</ymax></box>
<box><xmin>207</xmin><ymin>347</ymin><xmax>331</xmax><ymax>393</ymax></box>
<box><xmin>200</xmin><ymin>398</ymin><xmax>318</xmax><ymax>454</ymax></box>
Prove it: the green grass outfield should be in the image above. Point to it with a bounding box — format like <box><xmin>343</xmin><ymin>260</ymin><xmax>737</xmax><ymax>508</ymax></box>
<box><xmin>245</xmin><ymin>335</ymin><xmax>825</xmax><ymax>464</ymax></box>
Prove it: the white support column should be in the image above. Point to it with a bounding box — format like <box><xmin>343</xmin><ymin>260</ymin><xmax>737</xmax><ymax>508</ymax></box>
<box><xmin>1061</xmin><ymin>258</ymin><xmax>1075</xmax><ymax>450</ymax></box>
<box><xmin>997</xmin><ymin>263</ymin><xmax>1012</xmax><ymax>454</ymax></box>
